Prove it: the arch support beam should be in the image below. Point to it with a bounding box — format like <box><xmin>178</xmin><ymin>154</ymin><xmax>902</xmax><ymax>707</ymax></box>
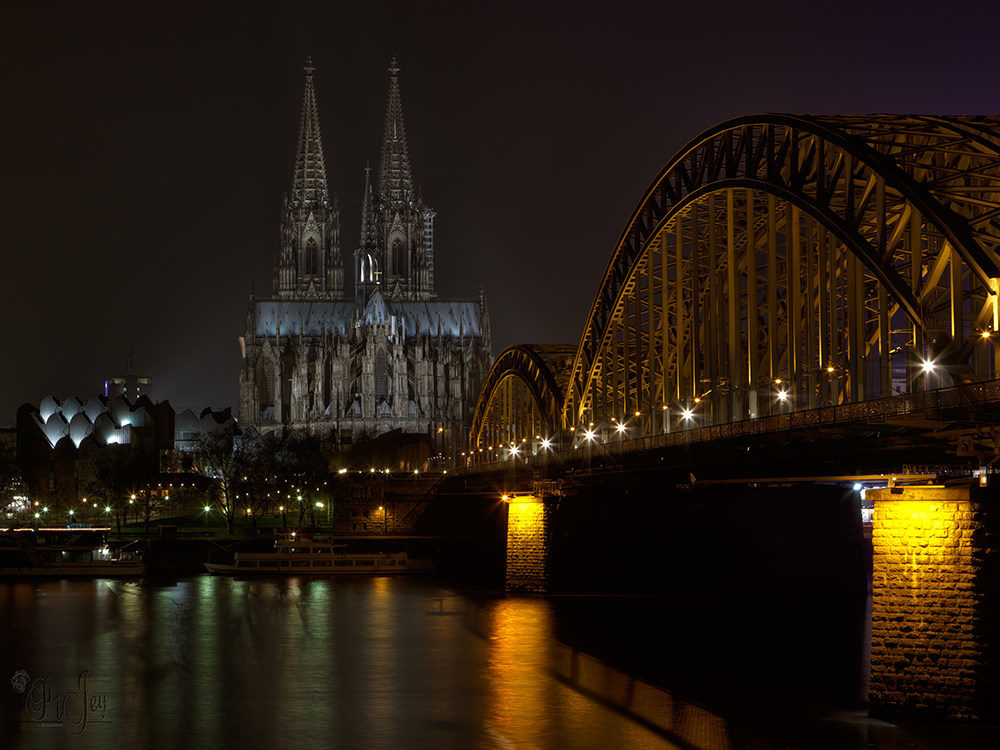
<box><xmin>565</xmin><ymin>115</ymin><xmax>1000</xmax><ymax>432</ymax></box>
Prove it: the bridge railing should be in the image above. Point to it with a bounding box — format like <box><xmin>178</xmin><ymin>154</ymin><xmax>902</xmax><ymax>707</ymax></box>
<box><xmin>459</xmin><ymin>379</ymin><xmax>1000</xmax><ymax>476</ymax></box>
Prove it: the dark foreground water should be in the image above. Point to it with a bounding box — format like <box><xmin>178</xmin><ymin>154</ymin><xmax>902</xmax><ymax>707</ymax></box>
<box><xmin>1</xmin><ymin>576</ymin><xmax>998</xmax><ymax>749</ymax></box>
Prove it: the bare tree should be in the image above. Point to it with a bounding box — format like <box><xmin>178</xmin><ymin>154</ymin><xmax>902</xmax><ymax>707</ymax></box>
<box><xmin>240</xmin><ymin>433</ymin><xmax>277</xmax><ymax>533</ymax></box>
<box><xmin>275</xmin><ymin>430</ymin><xmax>333</xmax><ymax>529</ymax></box>
<box><xmin>81</xmin><ymin>445</ymin><xmax>133</xmax><ymax>531</ymax></box>
<box><xmin>198</xmin><ymin>429</ymin><xmax>243</xmax><ymax>535</ymax></box>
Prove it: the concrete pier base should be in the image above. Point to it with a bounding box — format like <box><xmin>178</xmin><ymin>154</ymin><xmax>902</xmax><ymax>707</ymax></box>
<box><xmin>868</xmin><ymin>484</ymin><xmax>1000</xmax><ymax>721</ymax></box>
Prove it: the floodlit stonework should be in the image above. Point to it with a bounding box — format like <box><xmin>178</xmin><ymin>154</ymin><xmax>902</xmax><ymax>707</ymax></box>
<box><xmin>868</xmin><ymin>485</ymin><xmax>1000</xmax><ymax>721</ymax></box>
<box><xmin>505</xmin><ymin>498</ymin><xmax>553</xmax><ymax>593</ymax></box>
<box><xmin>238</xmin><ymin>59</ymin><xmax>492</xmax><ymax>457</ymax></box>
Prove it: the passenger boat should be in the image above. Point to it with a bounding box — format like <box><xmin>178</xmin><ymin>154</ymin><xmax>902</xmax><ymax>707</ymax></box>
<box><xmin>204</xmin><ymin>531</ymin><xmax>433</xmax><ymax>575</ymax></box>
<box><xmin>0</xmin><ymin>525</ymin><xmax>145</xmax><ymax>576</ymax></box>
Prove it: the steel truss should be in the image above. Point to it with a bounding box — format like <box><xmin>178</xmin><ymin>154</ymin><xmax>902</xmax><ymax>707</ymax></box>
<box><xmin>468</xmin><ymin>345</ymin><xmax>576</xmax><ymax>465</ymax></box>
<box><xmin>562</xmin><ymin>114</ymin><xmax>1000</xmax><ymax>439</ymax></box>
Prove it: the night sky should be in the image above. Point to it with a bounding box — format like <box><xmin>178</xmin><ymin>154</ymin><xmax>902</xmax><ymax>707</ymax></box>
<box><xmin>3</xmin><ymin>1</ymin><xmax>999</xmax><ymax>426</ymax></box>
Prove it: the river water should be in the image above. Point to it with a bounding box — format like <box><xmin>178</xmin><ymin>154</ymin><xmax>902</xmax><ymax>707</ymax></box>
<box><xmin>1</xmin><ymin>576</ymin><xmax>998</xmax><ymax>749</ymax></box>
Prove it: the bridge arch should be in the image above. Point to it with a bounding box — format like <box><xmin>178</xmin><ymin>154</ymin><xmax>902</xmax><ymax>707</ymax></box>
<box><xmin>564</xmin><ymin>114</ymin><xmax>1000</xmax><ymax>438</ymax></box>
<box><xmin>468</xmin><ymin>344</ymin><xmax>576</xmax><ymax>465</ymax></box>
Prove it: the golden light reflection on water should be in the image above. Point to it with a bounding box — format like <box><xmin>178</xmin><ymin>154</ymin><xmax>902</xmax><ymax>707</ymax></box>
<box><xmin>2</xmin><ymin>577</ymin><xmax>704</xmax><ymax>750</ymax></box>
<box><xmin>482</xmin><ymin>597</ymin><xmax>682</xmax><ymax>750</ymax></box>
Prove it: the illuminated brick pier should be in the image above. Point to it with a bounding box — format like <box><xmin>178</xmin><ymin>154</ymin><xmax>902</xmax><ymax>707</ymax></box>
<box><xmin>868</xmin><ymin>485</ymin><xmax>1000</xmax><ymax>721</ymax></box>
<box><xmin>505</xmin><ymin>495</ymin><xmax>553</xmax><ymax>594</ymax></box>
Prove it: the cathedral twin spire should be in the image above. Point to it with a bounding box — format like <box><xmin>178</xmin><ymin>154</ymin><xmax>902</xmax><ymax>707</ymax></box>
<box><xmin>274</xmin><ymin>56</ymin><xmax>341</xmax><ymax>298</ymax></box>
<box><xmin>379</xmin><ymin>57</ymin><xmax>416</xmax><ymax>210</ymax></box>
<box><xmin>291</xmin><ymin>56</ymin><xmax>330</xmax><ymax>209</ymax></box>
<box><xmin>275</xmin><ymin>56</ymin><xmax>433</xmax><ymax>303</ymax></box>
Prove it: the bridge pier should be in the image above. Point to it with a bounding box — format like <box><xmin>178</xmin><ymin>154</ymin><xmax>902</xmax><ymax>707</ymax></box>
<box><xmin>504</xmin><ymin>495</ymin><xmax>553</xmax><ymax>594</ymax></box>
<box><xmin>868</xmin><ymin>484</ymin><xmax>1000</xmax><ymax>721</ymax></box>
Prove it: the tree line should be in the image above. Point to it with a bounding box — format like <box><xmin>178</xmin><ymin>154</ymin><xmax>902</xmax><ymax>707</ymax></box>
<box><xmin>1</xmin><ymin>430</ymin><xmax>340</xmax><ymax>536</ymax></box>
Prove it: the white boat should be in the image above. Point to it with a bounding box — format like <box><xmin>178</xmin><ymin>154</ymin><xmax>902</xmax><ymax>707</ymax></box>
<box><xmin>0</xmin><ymin>525</ymin><xmax>145</xmax><ymax>577</ymax></box>
<box><xmin>204</xmin><ymin>531</ymin><xmax>433</xmax><ymax>575</ymax></box>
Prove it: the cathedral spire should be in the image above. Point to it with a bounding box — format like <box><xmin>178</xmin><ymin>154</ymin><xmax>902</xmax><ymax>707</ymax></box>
<box><xmin>355</xmin><ymin>162</ymin><xmax>380</xmax><ymax>305</ymax></box>
<box><xmin>359</xmin><ymin>162</ymin><xmax>377</xmax><ymax>251</ymax></box>
<box><xmin>274</xmin><ymin>58</ymin><xmax>342</xmax><ymax>299</ymax></box>
<box><xmin>292</xmin><ymin>56</ymin><xmax>329</xmax><ymax>208</ymax></box>
<box><xmin>378</xmin><ymin>56</ymin><xmax>415</xmax><ymax>208</ymax></box>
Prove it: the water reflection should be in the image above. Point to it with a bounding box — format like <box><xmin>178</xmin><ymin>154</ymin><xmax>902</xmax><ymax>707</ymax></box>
<box><xmin>2</xmin><ymin>579</ymin><xmax>999</xmax><ymax>749</ymax></box>
<box><xmin>1</xmin><ymin>578</ymin><xmax>674</xmax><ymax>749</ymax></box>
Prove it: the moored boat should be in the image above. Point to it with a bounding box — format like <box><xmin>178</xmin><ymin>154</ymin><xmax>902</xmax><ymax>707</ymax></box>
<box><xmin>205</xmin><ymin>531</ymin><xmax>432</xmax><ymax>575</ymax></box>
<box><xmin>0</xmin><ymin>525</ymin><xmax>145</xmax><ymax>577</ymax></box>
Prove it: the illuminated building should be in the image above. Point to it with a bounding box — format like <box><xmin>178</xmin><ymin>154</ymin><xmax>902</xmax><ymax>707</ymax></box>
<box><xmin>238</xmin><ymin>59</ymin><xmax>492</xmax><ymax>454</ymax></box>
<box><xmin>14</xmin><ymin>394</ymin><xmax>233</xmax><ymax>511</ymax></box>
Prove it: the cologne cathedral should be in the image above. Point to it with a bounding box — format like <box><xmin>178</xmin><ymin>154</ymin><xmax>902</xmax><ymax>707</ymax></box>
<box><xmin>238</xmin><ymin>59</ymin><xmax>493</xmax><ymax>452</ymax></box>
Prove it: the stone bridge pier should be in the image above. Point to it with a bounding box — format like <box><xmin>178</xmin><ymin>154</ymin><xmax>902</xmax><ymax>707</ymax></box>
<box><xmin>504</xmin><ymin>495</ymin><xmax>554</xmax><ymax>594</ymax></box>
<box><xmin>869</xmin><ymin>484</ymin><xmax>1000</xmax><ymax>721</ymax></box>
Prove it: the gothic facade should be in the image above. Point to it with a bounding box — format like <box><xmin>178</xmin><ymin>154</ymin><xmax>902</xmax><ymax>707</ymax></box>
<box><xmin>238</xmin><ymin>60</ymin><xmax>492</xmax><ymax>454</ymax></box>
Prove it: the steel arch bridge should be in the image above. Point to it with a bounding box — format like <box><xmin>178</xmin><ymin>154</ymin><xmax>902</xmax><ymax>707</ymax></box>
<box><xmin>470</xmin><ymin>114</ymin><xmax>1000</xmax><ymax>462</ymax></box>
<box><xmin>466</xmin><ymin>344</ymin><xmax>577</xmax><ymax>464</ymax></box>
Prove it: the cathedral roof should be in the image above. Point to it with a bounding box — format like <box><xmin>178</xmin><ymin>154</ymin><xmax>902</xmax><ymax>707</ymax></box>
<box><xmin>254</xmin><ymin>298</ymin><xmax>484</xmax><ymax>338</ymax></box>
<box><xmin>362</xmin><ymin>289</ymin><xmax>391</xmax><ymax>325</ymax></box>
<box><xmin>256</xmin><ymin>300</ymin><xmax>356</xmax><ymax>337</ymax></box>
<box><xmin>291</xmin><ymin>57</ymin><xmax>330</xmax><ymax>208</ymax></box>
<box><xmin>396</xmin><ymin>300</ymin><xmax>483</xmax><ymax>338</ymax></box>
<box><xmin>378</xmin><ymin>57</ymin><xmax>416</xmax><ymax>208</ymax></box>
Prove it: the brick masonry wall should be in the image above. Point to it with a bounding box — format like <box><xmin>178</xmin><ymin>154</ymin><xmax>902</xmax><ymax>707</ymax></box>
<box><xmin>869</xmin><ymin>485</ymin><xmax>1000</xmax><ymax>721</ymax></box>
<box><xmin>506</xmin><ymin>500</ymin><xmax>553</xmax><ymax>593</ymax></box>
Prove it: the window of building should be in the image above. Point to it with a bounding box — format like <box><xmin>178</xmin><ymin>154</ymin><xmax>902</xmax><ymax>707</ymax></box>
<box><xmin>305</xmin><ymin>238</ymin><xmax>318</xmax><ymax>275</ymax></box>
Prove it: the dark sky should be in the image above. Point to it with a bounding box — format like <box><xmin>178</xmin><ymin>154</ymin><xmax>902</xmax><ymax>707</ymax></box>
<box><xmin>2</xmin><ymin>0</ymin><xmax>998</xmax><ymax>426</ymax></box>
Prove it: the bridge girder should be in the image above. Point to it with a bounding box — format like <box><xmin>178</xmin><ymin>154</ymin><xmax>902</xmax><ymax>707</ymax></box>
<box><xmin>563</xmin><ymin>114</ymin><xmax>1000</xmax><ymax>436</ymax></box>
<box><xmin>468</xmin><ymin>344</ymin><xmax>576</xmax><ymax>463</ymax></box>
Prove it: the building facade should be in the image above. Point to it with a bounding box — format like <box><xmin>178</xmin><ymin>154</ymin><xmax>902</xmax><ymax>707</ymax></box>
<box><xmin>238</xmin><ymin>59</ymin><xmax>492</xmax><ymax>456</ymax></box>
